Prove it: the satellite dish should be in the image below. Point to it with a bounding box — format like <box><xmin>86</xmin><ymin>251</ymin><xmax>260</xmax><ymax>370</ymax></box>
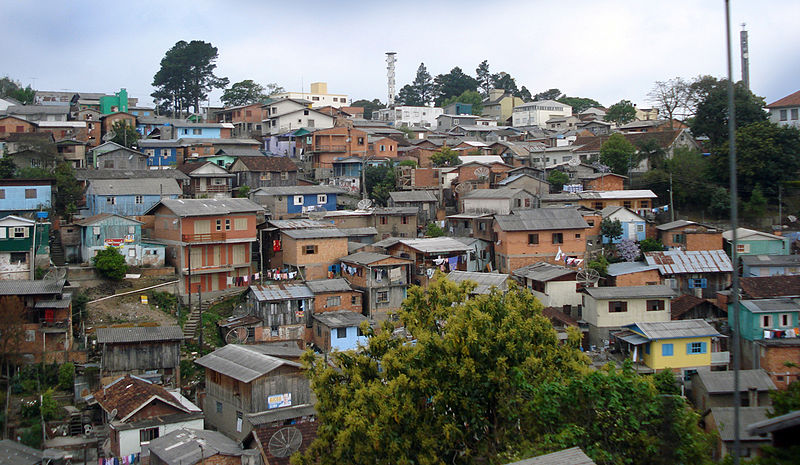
<box><xmin>454</xmin><ymin>183</ymin><xmax>473</xmax><ymax>194</ymax></box>
<box><xmin>576</xmin><ymin>268</ymin><xmax>600</xmax><ymax>286</ymax></box>
<box><xmin>307</xmin><ymin>206</ymin><xmax>327</xmax><ymax>221</ymax></box>
<box><xmin>568</xmin><ymin>157</ymin><xmax>580</xmax><ymax>167</ymax></box>
<box><xmin>225</xmin><ymin>327</ymin><xmax>249</xmax><ymax>344</ymax></box>
<box><xmin>102</xmin><ymin>130</ymin><xmax>117</xmax><ymax>142</ymax></box>
<box><xmin>108</xmin><ymin>408</ymin><xmax>118</xmax><ymax>422</ymax></box>
<box><xmin>788</xmin><ymin>215</ymin><xmax>797</xmax><ymax>223</ymax></box>
<box><xmin>269</xmin><ymin>427</ymin><xmax>303</xmax><ymax>458</ymax></box>
<box><xmin>357</xmin><ymin>199</ymin><xmax>373</xmax><ymax>210</ymax></box>
<box><xmin>474</xmin><ymin>167</ymin><xmax>490</xmax><ymax>178</ymax></box>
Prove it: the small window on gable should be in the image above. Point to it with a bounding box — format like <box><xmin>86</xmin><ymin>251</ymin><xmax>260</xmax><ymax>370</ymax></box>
<box><xmin>293</xmin><ymin>195</ymin><xmax>304</xmax><ymax>206</ymax></box>
<box><xmin>317</xmin><ymin>194</ymin><xmax>327</xmax><ymax>204</ymax></box>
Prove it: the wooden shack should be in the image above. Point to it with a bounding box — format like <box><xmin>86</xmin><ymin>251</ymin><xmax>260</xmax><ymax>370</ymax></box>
<box><xmin>95</xmin><ymin>325</ymin><xmax>183</xmax><ymax>387</ymax></box>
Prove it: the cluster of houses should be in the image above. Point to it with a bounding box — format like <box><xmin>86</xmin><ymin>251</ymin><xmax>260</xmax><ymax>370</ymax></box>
<box><xmin>1</xmin><ymin>85</ymin><xmax>800</xmax><ymax>464</ymax></box>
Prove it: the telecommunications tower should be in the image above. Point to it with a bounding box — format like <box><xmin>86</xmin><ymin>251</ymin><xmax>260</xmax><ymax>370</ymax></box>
<box><xmin>386</xmin><ymin>52</ymin><xmax>397</xmax><ymax>107</ymax></box>
<box><xmin>740</xmin><ymin>24</ymin><xmax>750</xmax><ymax>90</ymax></box>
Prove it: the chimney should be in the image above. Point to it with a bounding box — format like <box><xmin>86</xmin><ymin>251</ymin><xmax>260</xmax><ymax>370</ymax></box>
<box><xmin>748</xmin><ymin>387</ymin><xmax>758</xmax><ymax>406</ymax></box>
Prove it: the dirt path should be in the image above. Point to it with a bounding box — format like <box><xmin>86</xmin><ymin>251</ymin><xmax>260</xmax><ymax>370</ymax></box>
<box><xmin>84</xmin><ymin>277</ymin><xmax>180</xmax><ymax>326</ymax></box>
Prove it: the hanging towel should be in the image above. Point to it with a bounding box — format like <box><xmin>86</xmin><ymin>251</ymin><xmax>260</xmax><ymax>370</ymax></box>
<box><xmin>555</xmin><ymin>247</ymin><xmax>564</xmax><ymax>261</ymax></box>
<box><xmin>426</xmin><ymin>268</ymin><xmax>435</xmax><ymax>278</ymax></box>
<box><xmin>227</xmin><ymin>277</ymin><xmax>234</xmax><ymax>286</ymax></box>
<box><xmin>448</xmin><ymin>256</ymin><xmax>458</xmax><ymax>271</ymax></box>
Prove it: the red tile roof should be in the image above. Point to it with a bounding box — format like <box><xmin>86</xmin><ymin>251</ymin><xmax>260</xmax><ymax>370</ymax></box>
<box><xmin>671</xmin><ymin>294</ymin><xmax>708</xmax><ymax>319</ymax></box>
<box><xmin>93</xmin><ymin>375</ymin><xmax>188</xmax><ymax>422</ymax></box>
<box><xmin>766</xmin><ymin>90</ymin><xmax>800</xmax><ymax>108</ymax></box>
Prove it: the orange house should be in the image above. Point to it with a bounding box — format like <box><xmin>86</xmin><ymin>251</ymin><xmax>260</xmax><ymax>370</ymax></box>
<box><xmin>493</xmin><ymin>208</ymin><xmax>589</xmax><ymax>273</ymax></box>
<box><xmin>368</xmin><ymin>136</ymin><xmax>399</xmax><ymax>158</ymax></box>
<box><xmin>581</xmin><ymin>173</ymin><xmax>626</xmax><ymax>191</ymax></box>
<box><xmin>656</xmin><ymin>220</ymin><xmax>724</xmax><ymax>251</ymax></box>
<box><xmin>0</xmin><ymin>115</ymin><xmax>37</xmax><ymax>135</ymax></box>
<box><xmin>147</xmin><ymin>198</ymin><xmax>264</xmax><ymax>300</ymax></box>
<box><xmin>298</xmin><ymin>127</ymin><xmax>369</xmax><ymax>179</ymax></box>
<box><xmin>279</xmin><ymin>228</ymin><xmax>350</xmax><ymax>280</ymax></box>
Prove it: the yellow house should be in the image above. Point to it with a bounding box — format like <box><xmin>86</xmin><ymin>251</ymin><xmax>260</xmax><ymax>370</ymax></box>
<box><xmin>614</xmin><ymin>319</ymin><xmax>721</xmax><ymax>376</ymax></box>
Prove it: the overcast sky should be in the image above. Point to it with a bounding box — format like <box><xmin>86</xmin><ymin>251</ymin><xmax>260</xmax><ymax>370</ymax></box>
<box><xmin>3</xmin><ymin>0</ymin><xmax>799</xmax><ymax>108</ymax></box>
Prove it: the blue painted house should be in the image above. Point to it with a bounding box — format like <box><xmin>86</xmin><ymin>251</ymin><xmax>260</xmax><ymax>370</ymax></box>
<box><xmin>0</xmin><ymin>179</ymin><xmax>53</xmax><ymax>216</ymax></box>
<box><xmin>601</xmin><ymin>206</ymin><xmax>646</xmax><ymax>244</ymax></box>
<box><xmin>75</xmin><ymin>213</ymin><xmax>164</xmax><ymax>266</ymax></box>
<box><xmin>85</xmin><ymin>178</ymin><xmax>182</xmax><ymax>217</ymax></box>
<box><xmin>742</xmin><ymin>255</ymin><xmax>800</xmax><ymax>277</ymax></box>
<box><xmin>312</xmin><ymin>310</ymin><xmax>367</xmax><ymax>352</ymax></box>
<box><xmin>723</xmin><ymin>228</ymin><xmax>790</xmax><ymax>256</ymax></box>
<box><xmin>736</xmin><ymin>299</ymin><xmax>800</xmax><ymax>341</ymax></box>
<box><xmin>170</xmin><ymin>122</ymin><xmax>232</xmax><ymax>139</ymax></box>
<box><xmin>138</xmin><ymin>139</ymin><xmax>182</xmax><ymax>168</ymax></box>
<box><xmin>250</xmin><ymin>185</ymin><xmax>343</xmax><ymax>219</ymax></box>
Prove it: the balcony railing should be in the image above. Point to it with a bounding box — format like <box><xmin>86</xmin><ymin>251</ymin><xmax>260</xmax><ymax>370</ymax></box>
<box><xmin>182</xmin><ymin>232</ymin><xmax>227</xmax><ymax>243</ymax></box>
<box><xmin>312</xmin><ymin>145</ymin><xmax>347</xmax><ymax>152</ymax></box>
<box><xmin>711</xmin><ymin>351</ymin><xmax>730</xmax><ymax>365</ymax></box>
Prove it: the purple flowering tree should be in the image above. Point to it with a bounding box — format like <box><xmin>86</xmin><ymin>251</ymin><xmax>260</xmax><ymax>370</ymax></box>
<box><xmin>617</xmin><ymin>238</ymin><xmax>641</xmax><ymax>262</ymax></box>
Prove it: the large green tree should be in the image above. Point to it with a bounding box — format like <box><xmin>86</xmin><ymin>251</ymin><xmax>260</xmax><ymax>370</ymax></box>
<box><xmin>533</xmin><ymin>88</ymin><xmax>562</xmax><ymax>101</ymax></box>
<box><xmin>110</xmin><ymin>120</ymin><xmax>140</xmax><ymax>149</ymax></box>
<box><xmin>430</xmin><ymin>145</ymin><xmax>460</xmax><ymax>167</ymax></box>
<box><xmin>396</xmin><ymin>84</ymin><xmax>422</xmax><ymax>106</ymax></box>
<box><xmin>605</xmin><ymin>99</ymin><xmax>637</xmax><ymax>126</ymax></box>
<box><xmin>491</xmin><ymin>72</ymin><xmax>519</xmax><ymax>96</ymax></box>
<box><xmin>689</xmin><ymin>79</ymin><xmax>767</xmax><ymax>146</ymax></box>
<box><xmin>297</xmin><ymin>276</ymin><xmax>713</xmax><ymax>465</ymax></box>
<box><xmin>558</xmin><ymin>96</ymin><xmax>602</xmax><ymax>114</ymax></box>
<box><xmin>221</xmin><ymin>79</ymin><xmax>269</xmax><ymax>106</ymax></box>
<box><xmin>441</xmin><ymin>91</ymin><xmax>483</xmax><ymax>115</ymax></box>
<box><xmin>711</xmin><ymin>121</ymin><xmax>800</xmax><ymax>200</ymax></box>
<box><xmin>599</xmin><ymin>133</ymin><xmax>637</xmax><ymax>175</ymax></box>
<box><xmin>351</xmin><ymin>99</ymin><xmax>386</xmax><ymax>120</ymax></box>
<box><xmin>0</xmin><ymin>76</ymin><xmax>35</xmax><ymax>104</ymax></box>
<box><xmin>53</xmin><ymin>162</ymin><xmax>84</xmax><ymax>219</ymax></box>
<box><xmin>364</xmin><ymin>163</ymin><xmax>396</xmax><ymax>206</ymax></box>
<box><xmin>433</xmin><ymin>67</ymin><xmax>478</xmax><ymax>106</ymax></box>
<box><xmin>412</xmin><ymin>63</ymin><xmax>435</xmax><ymax>106</ymax></box>
<box><xmin>151</xmin><ymin>40</ymin><xmax>229</xmax><ymax>116</ymax></box>
<box><xmin>475</xmin><ymin>60</ymin><xmax>492</xmax><ymax>97</ymax></box>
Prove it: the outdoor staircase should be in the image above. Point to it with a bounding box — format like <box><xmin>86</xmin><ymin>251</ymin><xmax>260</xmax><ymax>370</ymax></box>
<box><xmin>183</xmin><ymin>304</ymin><xmax>205</xmax><ymax>341</ymax></box>
<box><xmin>49</xmin><ymin>231</ymin><xmax>66</xmax><ymax>266</ymax></box>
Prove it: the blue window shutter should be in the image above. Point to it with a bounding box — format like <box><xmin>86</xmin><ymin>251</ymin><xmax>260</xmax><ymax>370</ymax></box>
<box><xmin>701</xmin><ymin>342</ymin><xmax>707</xmax><ymax>353</ymax></box>
<box><xmin>701</xmin><ymin>279</ymin><xmax>708</xmax><ymax>289</ymax></box>
<box><xmin>662</xmin><ymin>343</ymin><xmax>673</xmax><ymax>356</ymax></box>
<box><xmin>688</xmin><ymin>280</ymin><xmax>695</xmax><ymax>289</ymax></box>
<box><xmin>686</xmin><ymin>343</ymin><xmax>692</xmax><ymax>354</ymax></box>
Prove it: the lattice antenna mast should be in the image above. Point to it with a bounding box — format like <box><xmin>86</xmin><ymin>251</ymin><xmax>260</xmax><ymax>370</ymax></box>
<box><xmin>386</xmin><ymin>52</ymin><xmax>397</xmax><ymax>107</ymax></box>
<box><xmin>740</xmin><ymin>24</ymin><xmax>750</xmax><ymax>90</ymax></box>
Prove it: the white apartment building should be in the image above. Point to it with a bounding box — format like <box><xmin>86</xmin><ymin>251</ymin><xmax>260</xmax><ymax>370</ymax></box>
<box><xmin>263</xmin><ymin>98</ymin><xmax>335</xmax><ymax>135</ymax></box>
<box><xmin>372</xmin><ymin>106</ymin><xmax>443</xmax><ymax>128</ymax></box>
<box><xmin>766</xmin><ymin>90</ymin><xmax>800</xmax><ymax>129</ymax></box>
<box><xmin>270</xmin><ymin>82</ymin><xmax>349</xmax><ymax>108</ymax></box>
<box><xmin>512</xmin><ymin>99</ymin><xmax>572</xmax><ymax>128</ymax></box>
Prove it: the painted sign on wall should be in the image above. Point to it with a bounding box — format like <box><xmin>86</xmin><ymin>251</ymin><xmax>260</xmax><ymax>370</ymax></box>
<box><xmin>268</xmin><ymin>393</ymin><xmax>292</xmax><ymax>410</ymax></box>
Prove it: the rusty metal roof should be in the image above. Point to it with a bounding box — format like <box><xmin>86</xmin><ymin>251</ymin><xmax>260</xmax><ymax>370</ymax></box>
<box><xmin>644</xmin><ymin>249</ymin><xmax>732</xmax><ymax>275</ymax></box>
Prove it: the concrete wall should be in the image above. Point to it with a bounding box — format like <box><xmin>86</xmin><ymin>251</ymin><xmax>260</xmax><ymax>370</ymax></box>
<box><xmin>582</xmin><ymin>295</ymin><xmax>671</xmax><ymax>328</ymax></box>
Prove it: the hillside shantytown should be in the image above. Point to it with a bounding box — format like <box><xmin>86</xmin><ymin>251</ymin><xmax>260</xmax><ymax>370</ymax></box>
<box><xmin>2</xmin><ymin>35</ymin><xmax>800</xmax><ymax>465</ymax></box>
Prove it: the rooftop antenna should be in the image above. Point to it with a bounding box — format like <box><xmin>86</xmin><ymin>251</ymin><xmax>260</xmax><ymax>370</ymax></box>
<box><xmin>740</xmin><ymin>23</ymin><xmax>750</xmax><ymax>90</ymax></box>
<box><xmin>386</xmin><ymin>52</ymin><xmax>397</xmax><ymax>107</ymax></box>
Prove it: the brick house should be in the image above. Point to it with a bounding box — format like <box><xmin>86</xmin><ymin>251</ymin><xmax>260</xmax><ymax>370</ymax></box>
<box><xmin>645</xmin><ymin>249</ymin><xmax>733</xmax><ymax>299</ymax></box>
<box><xmin>297</xmin><ymin>127</ymin><xmax>368</xmax><ymax>180</ymax></box>
<box><xmin>306</xmin><ymin>278</ymin><xmax>362</xmax><ymax>315</ymax></box>
<box><xmin>493</xmin><ymin>208</ymin><xmax>589</xmax><ymax>273</ymax></box>
<box><xmin>215</xmin><ymin>103</ymin><xmax>266</xmax><ymax>137</ymax></box>
<box><xmin>340</xmin><ymin>251</ymin><xmax>411</xmax><ymax>322</ymax></box>
<box><xmin>195</xmin><ymin>344</ymin><xmax>312</xmax><ymax>442</ymax></box>
<box><xmin>381</xmin><ymin>237</ymin><xmax>471</xmax><ymax>287</ymax></box>
<box><xmin>580</xmin><ymin>173</ymin><xmax>626</xmax><ymax>191</ymax></box>
<box><xmin>373</xmin><ymin>207</ymin><xmax>418</xmax><ymax>238</ymax></box>
<box><xmin>147</xmin><ymin>198</ymin><xmax>264</xmax><ymax>301</ymax></box>
<box><xmin>0</xmin><ymin>115</ymin><xmax>37</xmax><ymax>137</ymax></box>
<box><xmin>0</xmin><ymin>279</ymin><xmax>73</xmax><ymax>363</ymax></box>
<box><xmin>656</xmin><ymin>220</ymin><xmax>723</xmax><ymax>251</ymax></box>
<box><xmin>605</xmin><ymin>262</ymin><xmax>661</xmax><ymax>287</ymax></box>
<box><xmin>93</xmin><ymin>375</ymin><xmax>203</xmax><ymax>461</ymax></box>
<box><xmin>279</xmin><ymin>228</ymin><xmax>349</xmax><ymax>280</ymax></box>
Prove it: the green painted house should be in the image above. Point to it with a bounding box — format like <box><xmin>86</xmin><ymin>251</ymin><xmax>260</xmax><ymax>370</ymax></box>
<box><xmin>723</xmin><ymin>228</ymin><xmax>790</xmax><ymax>257</ymax></box>
<box><xmin>0</xmin><ymin>215</ymin><xmax>50</xmax><ymax>279</ymax></box>
<box><xmin>736</xmin><ymin>299</ymin><xmax>800</xmax><ymax>341</ymax></box>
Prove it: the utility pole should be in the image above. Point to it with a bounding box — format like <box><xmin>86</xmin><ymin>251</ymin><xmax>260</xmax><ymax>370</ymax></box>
<box><xmin>669</xmin><ymin>172</ymin><xmax>675</xmax><ymax>222</ymax></box>
<box><xmin>187</xmin><ymin>244</ymin><xmax>192</xmax><ymax>324</ymax></box>
<box><xmin>778</xmin><ymin>185</ymin><xmax>783</xmax><ymax>227</ymax></box>
<box><xmin>197</xmin><ymin>286</ymin><xmax>203</xmax><ymax>351</ymax></box>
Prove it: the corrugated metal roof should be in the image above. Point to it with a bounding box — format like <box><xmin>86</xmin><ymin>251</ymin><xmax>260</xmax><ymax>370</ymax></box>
<box><xmin>748</xmin><ymin>409</ymin><xmax>800</xmax><ymax>435</ymax></box>
<box><xmin>89</xmin><ymin>178</ymin><xmax>182</xmax><ymax>196</ymax></box>
<box><xmin>695</xmin><ymin>369</ymin><xmax>777</xmax><ymax>394</ymax></box>
<box><xmin>252</xmin><ymin>185</ymin><xmax>345</xmax><ymax>196</ymax></box>
<box><xmin>628</xmin><ymin>319</ymin><xmax>720</xmax><ymax>340</ymax></box>
<box><xmin>339</xmin><ymin>227</ymin><xmax>378</xmax><ymax>236</ymax></box>
<box><xmin>74</xmin><ymin>168</ymin><xmax>189</xmax><ymax>181</ymax></box>
<box><xmin>644</xmin><ymin>249</ymin><xmax>733</xmax><ymax>275</ymax></box>
<box><xmin>606</xmin><ymin>261</ymin><xmax>660</xmax><ymax>277</ymax></box>
<box><xmin>741</xmin><ymin>298</ymin><xmax>800</xmax><ymax>314</ymax></box>
<box><xmin>153</xmin><ymin>198</ymin><xmax>264</xmax><ymax>217</ymax></box>
<box><xmin>0</xmin><ymin>439</ymin><xmax>43</xmax><ymax>465</ymax></box>
<box><xmin>306</xmin><ymin>278</ymin><xmax>353</xmax><ymax>294</ymax></box>
<box><xmin>612</xmin><ymin>330</ymin><xmax>651</xmax><ymax>345</ymax></box>
<box><xmin>312</xmin><ymin>310</ymin><xmax>366</xmax><ymax>328</ymax></box>
<box><xmin>247</xmin><ymin>403</ymin><xmax>316</xmax><ymax>426</ymax></box>
<box><xmin>149</xmin><ymin>428</ymin><xmax>248</xmax><ymax>465</ymax></box>
<box><xmin>0</xmin><ymin>279</ymin><xmax>65</xmax><ymax>296</ymax></box>
<box><xmin>242</xmin><ymin>341</ymin><xmax>306</xmax><ymax>359</ymax></box>
<box><xmin>341</xmin><ymin>251</ymin><xmax>409</xmax><ymax>265</ymax></box>
<box><xmin>249</xmin><ymin>283</ymin><xmax>314</xmax><ymax>301</ymax></box>
<box><xmin>268</xmin><ymin>219</ymin><xmax>332</xmax><ymax>229</ymax></box>
<box><xmin>583</xmin><ymin>285</ymin><xmax>677</xmax><ymax>300</ymax></box>
<box><xmin>655</xmin><ymin>220</ymin><xmax>697</xmax><ymax>231</ymax></box>
<box><xmin>505</xmin><ymin>447</ymin><xmax>596</xmax><ymax>465</ymax></box>
<box><xmin>397</xmin><ymin>237</ymin><xmax>471</xmax><ymax>254</ymax></box>
<box><xmin>74</xmin><ymin>213</ymin><xmax>142</xmax><ymax>227</ymax></box>
<box><xmin>282</xmin><ymin>228</ymin><xmax>347</xmax><ymax>239</ymax></box>
<box><xmin>512</xmin><ymin>262</ymin><xmax>576</xmax><ymax>282</ymax></box>
<box><xmin>447</xmin><ymin>271</ymin><xmax>509</xmax><ymax>294</ymax></box>
<box><xmin>95</xmin><ymin>325</ymin><xmax>184</xmax><ymax>344</ymax></box>
<box><xmin>495</xmin><ymin>208</ymin><xmax>588</xmax><ymax>232</ymax></box>
<box><xmin>741</xmin><ymin>254</ymin><xmax>800</xmax><ymax>267</ymax></box>
<box><xmin>722</xmin><ymin>227</ymin><xmax>785</xmax><ymax>241</ymax></box>
<box><xmin>195</xmin><ymin>344</ymin><xmax>301</xmax><ymax>383</ymax></box>
<box><xmin>33</xmin><ymin>292</ymin><xmax>72</xmax><ymax>309</ymax></box>
<box><xmin>389</xmin><ymin>190</ymin><xmax>438</xmax><ymax>202</ymax></box>
<box><xmin>710</xmin><ymin>407</ymin><xmax>771</xmax><ymax>442</ymax></box>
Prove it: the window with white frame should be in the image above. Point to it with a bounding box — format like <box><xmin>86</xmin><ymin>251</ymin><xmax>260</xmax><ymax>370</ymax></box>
<box><xmin>135</xmin><ymin>195</ymin><xmax>143</xmax><ymax>204</ymax></box>
<box><xmin>326</xmin><ymin>296</ymin><xmax>341</xmax><ymax>307</ymax></box>
<box><xmin>780</xmin><ymin>313</ymin><xmax>791</xmax><ymax>327</ymax></box>
<box><xmin>761</xmin><ymin>314</ymin><xmax>772</xmax><ymax>328</ymax></box>
<box><xmin>12</xmin><ymin>227</ymin><xmax>27</xmax><ymax>238</ymax></box>
<box><xmin>317</xmin><ymin>194</ymin><xmax>327</xmax><ymax>204</ymax></box>
<box><xmin>293</xmin><ymin>195</ymin><xmax>304</xmax><ymax>206</ymax></box>
<box><xmin>107</xmin><ymin>196</ymin><xmax>116</xmax><ymax>205</ymax></box>
<box><xmin>281</xmin><ymin>171</ymin><xmax>289</xmax><ymax>180</ymax></box>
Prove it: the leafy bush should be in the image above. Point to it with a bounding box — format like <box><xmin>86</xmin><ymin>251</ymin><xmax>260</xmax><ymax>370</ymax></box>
<box><xmin>20</xmin><ymin>423</ymin><xmax>42</xmax><ymax>449</ymax></box>
<box><xmin>639</xmin><ymin>238</ymin><xmax>665</xmax><ymax>253</ymax></box>
<box><xmin>150</xmin><ymin>291</ymin><xmax>178</xmax><ymax>313</ymax></box>
<box><xmin>425</xmin><ymin>222</ymin><xmax>445</xmax><ymax>237</ymax></box>
<box><xmin>92</xmin><ymin>246</ymin><xmax>128</xmax><ymax>280</ymax></box>
<box><xmin>588</xmin><ymin>255</ymin><xmax>609</xmax><ymax>276</ymax></box>
<box><xmin>58</xmin><ymin>363</ymin><xmax>75</xmax><ymax>391</ymax></box>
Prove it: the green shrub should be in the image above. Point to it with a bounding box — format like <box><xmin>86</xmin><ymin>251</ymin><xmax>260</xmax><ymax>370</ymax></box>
<box><xmin>58</xmin><ymin>363</ymin><xmax>75</xmax><ymax>391</ymax></box>
<box><xmin>20</xmin><ymin>423</ymin><xmax>42</xmax><ymax>449</ymax></box>
<box><xmin>92</xmin><ymin>246</ymin><xmax>128</xmax><ymax>280</ymax></box>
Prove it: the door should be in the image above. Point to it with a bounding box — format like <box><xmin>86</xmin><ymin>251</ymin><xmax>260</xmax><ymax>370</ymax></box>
<box><xmin>194</xmin><ymin>220</ymin><xmax>210</xmax><ymax>235</ymax></box>
<box><xmin>213</xmin><ymin>246</ymin><xmax>221</xmax><ymax>266</ymax></box>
